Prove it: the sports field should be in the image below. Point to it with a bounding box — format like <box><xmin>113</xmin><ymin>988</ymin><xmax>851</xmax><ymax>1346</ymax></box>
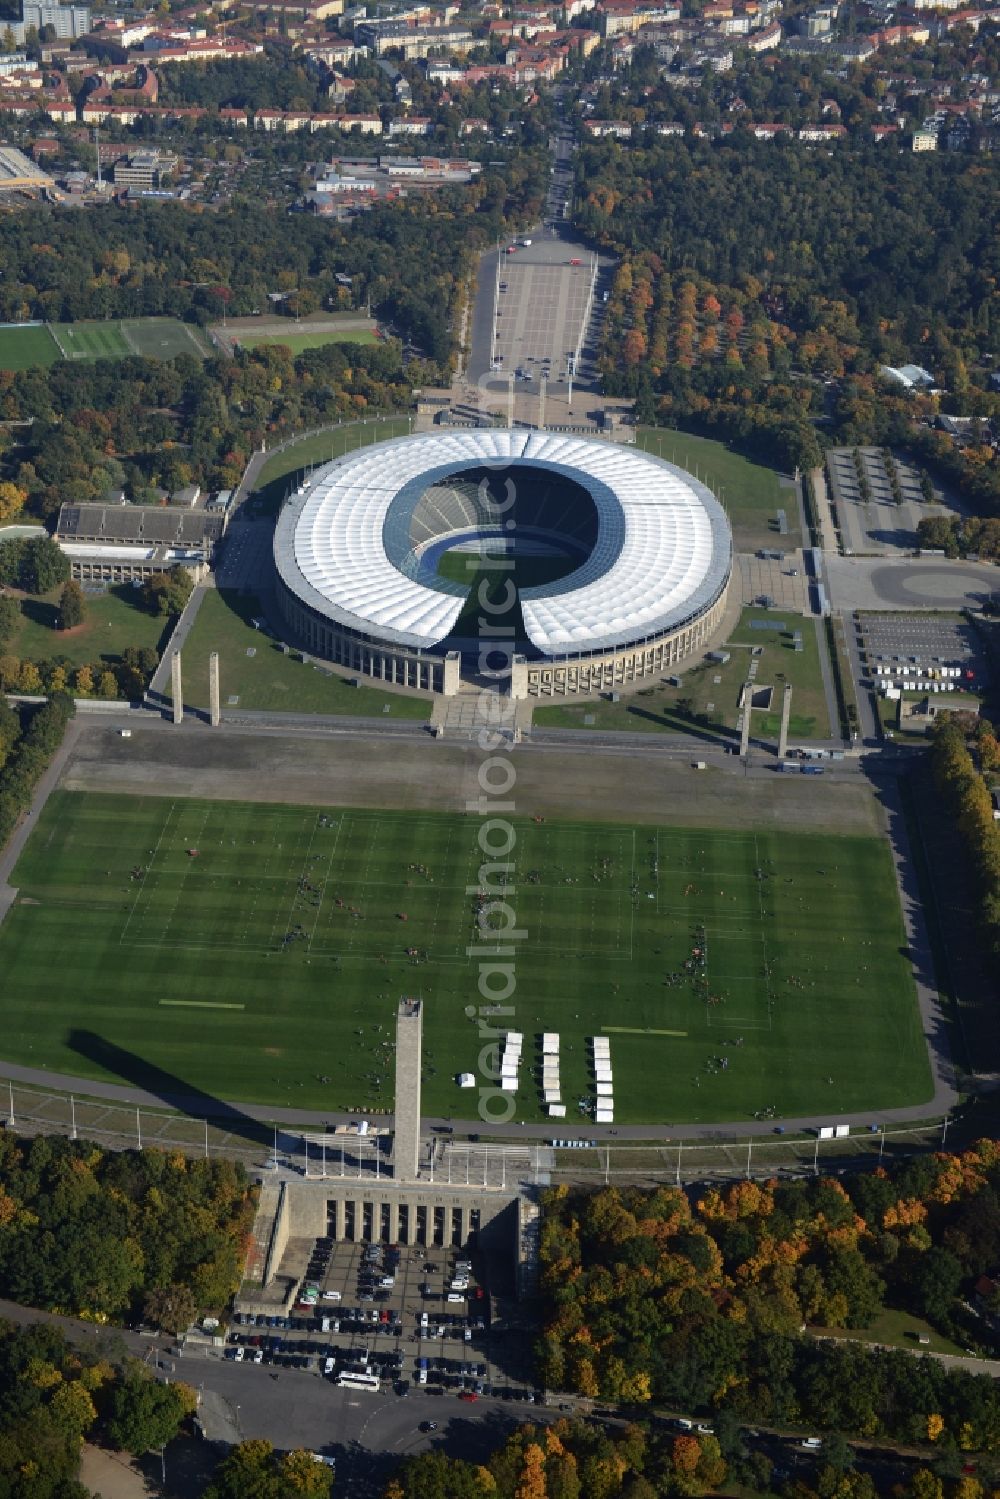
<box><xmin>0</xmin><ymin>323</ymin><xmax>60</xmax><ymax>370</ymax></box>
<box><xmin>50</xmin><ymin>319</ymin><xmax>209</xmax><ymax>363</ymax></box>
<box><xmin>0</xmin><ymin>791</ymin><xmax>931</xmax><ymax>1124</ymax></box>
<box><xmin>235</xmin><ymin>329</ymin><xmax>378</xmax><ymax>354</ymax></box>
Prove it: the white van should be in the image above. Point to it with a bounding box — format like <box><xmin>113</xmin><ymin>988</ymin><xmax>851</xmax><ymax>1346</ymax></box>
<box><xmin>447</xmin><ymin>1293</ymin><xmax>464</xmax><ymax>1304</ymax></box>
<box><xmin>321</xmin><ymin>1316</ymin><xmax>331</xmax><ymax>1332</ymax></box>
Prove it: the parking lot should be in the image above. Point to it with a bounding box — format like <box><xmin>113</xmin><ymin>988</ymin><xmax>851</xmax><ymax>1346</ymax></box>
<box><xmin>827</xmin><ymin>446</ymin><xmax>953</xmax><ymax>557</ymax></box>
<box><xmin>855</xmin><ymin>612</ymin><xmax>988</xmax><ymax>689</ymax></box>
<box><xmin>230</xmin><ymin>1232</ymin><xmax>538</xmax><ymax>1401</ymax></box>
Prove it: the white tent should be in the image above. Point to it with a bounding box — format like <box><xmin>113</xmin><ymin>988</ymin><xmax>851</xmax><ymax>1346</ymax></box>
<box><xmin>542</xmin><ymin>1033</ymin><xmax>559</xmax><ymax>1054</ymax></box>
<box><xmin>457</xmin><ymin>1072</ymin><xmax>476</xmax><ymax>1088</ymax></box>
<box><xmin>595</xmin><ymin>1107</ymin><xmax>614</xmax><ymax>1123</ymax></box>
<box><xmin>543</xmin><ymin>1089</ymin><xmax>561</xmax><ymax>1105</ymax></box>
<box><xmin>547</xmin><ymin>1103</ymin><xmax>566</xmax><ymax>1118</ymax></box>
<box><xmin>596</xmin><ymin>1082</ymin><xmax>614</xmax><ymax>1097</ymax></box>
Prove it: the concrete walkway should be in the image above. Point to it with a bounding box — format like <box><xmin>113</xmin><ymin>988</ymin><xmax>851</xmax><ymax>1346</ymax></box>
<box><xmin>146</xmin><ymin>584</ymin><xmax>211</xmax><ymax>707</ymax></box>
<box><xmin>810</xmin><ymin>467</ymin><xmax>840</xmax><ymax>555</ymax></box>
<box><xmin>811</xmin><ymin>613</ymin><xmax>843</xmax><ymax>743</ymax></box>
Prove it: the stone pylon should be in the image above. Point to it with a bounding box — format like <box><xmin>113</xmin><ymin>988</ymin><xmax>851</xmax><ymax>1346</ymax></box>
<box><xmin>171</xmin><ymin>651</ymin><xmax>183</xmax><ymax>725</ymax></box>
<box><xmin>209</xmin><ymin>652</ymin><xmax>221</xmax><ymax>727</ymax></box>
<box><xmin>778</xmin><ymin>682</ymin><xmax>793</xmax><ymax>760</ymax></box>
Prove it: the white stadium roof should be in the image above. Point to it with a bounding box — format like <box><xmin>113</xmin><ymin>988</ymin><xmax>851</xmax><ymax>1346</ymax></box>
<box><xmin>273</xmin><ymin>430</ymin><xmax>731</xmax><ymax>657</ymax></box>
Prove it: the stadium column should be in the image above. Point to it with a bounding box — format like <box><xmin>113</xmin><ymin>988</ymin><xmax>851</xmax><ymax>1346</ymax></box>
<box><xmin>209</xmin><ymin>651</ymin><xmax>221</xmax><ymax>728</ymax></box>
<box><xmin>778</xmin><ymin>682</ymin><xmax>793</xmax><ymax>760</ymax></box>
<box><xmin>171</xmin><ymin>650</ymin><xmax>183</xmax><ymax>725</ymax></box>
<box><xmin>539</xmin><ymin>374</ymin><xmax>546</xmax><ymax>431</ymax></box>
<box><xmin>507</xmin><ymin>374</ymin><xmax>515</xmax><ymax>430</ymax></box>
<box><xmin>740</xmin><ymin>694</ymin><xmax>752</xmax><ymax>757</ymax></box>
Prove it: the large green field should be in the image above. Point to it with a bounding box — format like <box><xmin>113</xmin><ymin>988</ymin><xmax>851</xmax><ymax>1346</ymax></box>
<box><xmin>535</xmin><ymin>608</ymin><xmax>832</xmax><ymax>742</ymax></box>
<box><xmin>247</xmin><ymin>418</ymin><xmax>412</xmax><ymax>520</ymax></box>
<box><xmin>635</xmin><ymin>427</ymin><xmax>796</xmax><ymax>552</ymax></box>
<box><xmin>0</xmin><ymin>324</ymin><xmax>60</xmax><ymax>370</ymax></box>
<box><xmin>235</xmin><ymin>329</ymin><xmax>378</xmax><ymax>354</ymax></box>
<box><xmin>0</xmin><ymin>791</ymin><xmax>931</xmax><ymax>1124</ymax></box>
<box><xmin>11</xmin><ymin>585</ymin><xmax>168</xmax><ymax>669</ymax></box>
<box><xmin>180</xmin><ymin>589</ymin><xmax>430</xmax><ymax>718</ymax></box>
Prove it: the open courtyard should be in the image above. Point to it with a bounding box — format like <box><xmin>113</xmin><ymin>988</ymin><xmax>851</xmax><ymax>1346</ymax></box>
<box><xmin>0</xmin><ymin>785</ymin><xmax>931</xmax><ymax>1126</ymax></box>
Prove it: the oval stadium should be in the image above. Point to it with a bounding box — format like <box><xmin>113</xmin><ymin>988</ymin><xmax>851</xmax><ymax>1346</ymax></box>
<box><xmin>273</xmin><ymin>429</ymin><xmax>733</xmax><ymax>698</ymax></box>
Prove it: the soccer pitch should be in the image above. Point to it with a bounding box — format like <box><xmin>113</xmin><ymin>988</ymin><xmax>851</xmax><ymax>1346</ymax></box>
<box><xmin>0</xmin><ymin>323</ymin><xmax>60</xmax><ymax>370</ymax></box>
<box><xmin>0</xmin><ymin>792</ymin><xmax>932</xmax><ymax>1124</ymax></box>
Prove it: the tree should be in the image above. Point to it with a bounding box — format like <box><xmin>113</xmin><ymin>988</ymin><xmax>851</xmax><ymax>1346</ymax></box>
<box><xmin>105</xmin><ymin>1366</ymin><xmax>196</xmax><ymax>1454</ymax></box>
<box><xmin>142</xmin><ymin>1283</ymin><xmax>197</xmax><ymax>1338</ymax></box>
<box><xmin>820</xmin><ymin>1432</ymin><xmax>856</xmax><ymax>1472</ymax></box>
<box><xmin>143</xmin><ymin>565</ymin><xmax>195</xmax><ymax>617</ymax></box>
<box><xmin>205</xmin><ymin>1439</ymin><xmax>335</xmax><ymax>1499</ymax></box>
<box><xmin>0</xmin><ymin>481</ymin><xmax>26</xmax><ymax>524</ymax></box>
<box><xmin>58</xmin><ymin>580</ymin><xmax>85</xmax><ymax>631</ymax></box>
<box><xmin>20</xmin><ymin>536</ymin><xmax>70</xmax><ymax>595</ymax></box>
<box><xmin>0</xmin><ymin>596</ymin><xmax>19</xmax><ymax>648</ymax></box>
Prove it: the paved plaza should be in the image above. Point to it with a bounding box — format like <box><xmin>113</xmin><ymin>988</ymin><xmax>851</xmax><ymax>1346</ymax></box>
<box><xmin>738</xmin><ymin>550</ymin><xmax>810</xmax><ymax>611</ymax></box>
<box><xmin>825</xmin><ymin>554</ymin><xmax>999</xmax><ymax>612</ymax></box>
<box><xmin>491</xmin><ymin>248</ymin><xmax>597</xmax><ymax>389</ymax></box>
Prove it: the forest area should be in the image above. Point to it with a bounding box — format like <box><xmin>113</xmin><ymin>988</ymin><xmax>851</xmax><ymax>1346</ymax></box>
<box><xmin>537</xmin><ymin>1147</ymin><xmax>1000</xmax><ymax>1447</ymax></box>
<box><xmin>580</xmin><ymin>135</ymin><xmax>1000</xmax><ymax>508</ymax></box>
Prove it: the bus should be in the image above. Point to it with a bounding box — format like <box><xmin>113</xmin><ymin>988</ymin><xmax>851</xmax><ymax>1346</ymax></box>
<box><xmin>337</xmin><ymin>1371</ymin><xmax>380</xmax><ymax>1392</ymax></box>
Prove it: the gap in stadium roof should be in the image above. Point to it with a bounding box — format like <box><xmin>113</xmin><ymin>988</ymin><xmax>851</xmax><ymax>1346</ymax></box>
<box><xmin>391</xmin><ymin>465</ymin><xmax>604</xmax><ymax>657</ymax></box>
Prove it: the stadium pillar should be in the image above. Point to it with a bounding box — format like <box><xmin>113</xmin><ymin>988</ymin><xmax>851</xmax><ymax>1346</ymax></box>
<box><xmin>739</xmin><ymin>697</ymin><xmax>752</xmax><ymax>758</ymax></box>
<box><xmin>171</xmin><ymin>650</ymin><xmax>183</xmax><ymax>725</ymax></box>
<box><xmin>539</xmin><ymin>374</ymin><xmax>546</xmax><ymax>431</ymax></box>
<box><xmin>507</xmin><ymin>374</ymin><xmax>514</xmax><ymax>430</ymax></box>
<box><xmin>778</xmin><ymin>682</ymin><xmax>793</xmax><ymax>760</ymax></box>
<box><xmin>209</xmin><ymin>651</ymin><xmax>221</xmax><ymax>727</ymax></box>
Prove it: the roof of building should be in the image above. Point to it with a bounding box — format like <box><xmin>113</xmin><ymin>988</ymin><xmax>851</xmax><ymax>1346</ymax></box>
<box><xmin>274</xmin><ymin>429</ymin><xmax>731</xmax><ymax>656</ymax></box>
<box><xmin>55</xmin><ymin>503</ymin><xmax>225</xmax><ymax>546</ymax></box>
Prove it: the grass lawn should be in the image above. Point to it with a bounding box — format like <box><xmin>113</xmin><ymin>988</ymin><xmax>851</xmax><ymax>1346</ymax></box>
<box><xmin>236</xmin><ymin>330</ymin><xmax>378</xmax><ymax>354</ymax></box>
<box><xmin>180</xmin><ymin>589</ymin><xmax>430</xmax><ymax>718</ymax></box>
<box><xmin>0</xmin><ymin>324</ymin><xmax>60</xmax><ymax>370</ymax></box>
<box><xmin>635</xmin><ymin>427</ymin><xmax>796</xmax><ymax>552</ymax></box>
<box><xmin>11</xmin><ymin>585</ymin><xmax>169</xmax><ymax>668</ymax></box>
<box><xmin>810</xmin><ymin>1307</ymin><xmax>966</xmax><ymax>1358</ymax></box>
<box><xmin>0</xmin><ymin>791</ymin><xmax>931</xmax><ymax>1122</ymax></box>
<box><xmin>253</xmin><ymin>418</ymin><xmax>412</xmax><ymax>516</ymax></box>
<box><xmin>534</xmin><ymin>608</ymin><xmax>832</xmax><ymax>742</ymax></box>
